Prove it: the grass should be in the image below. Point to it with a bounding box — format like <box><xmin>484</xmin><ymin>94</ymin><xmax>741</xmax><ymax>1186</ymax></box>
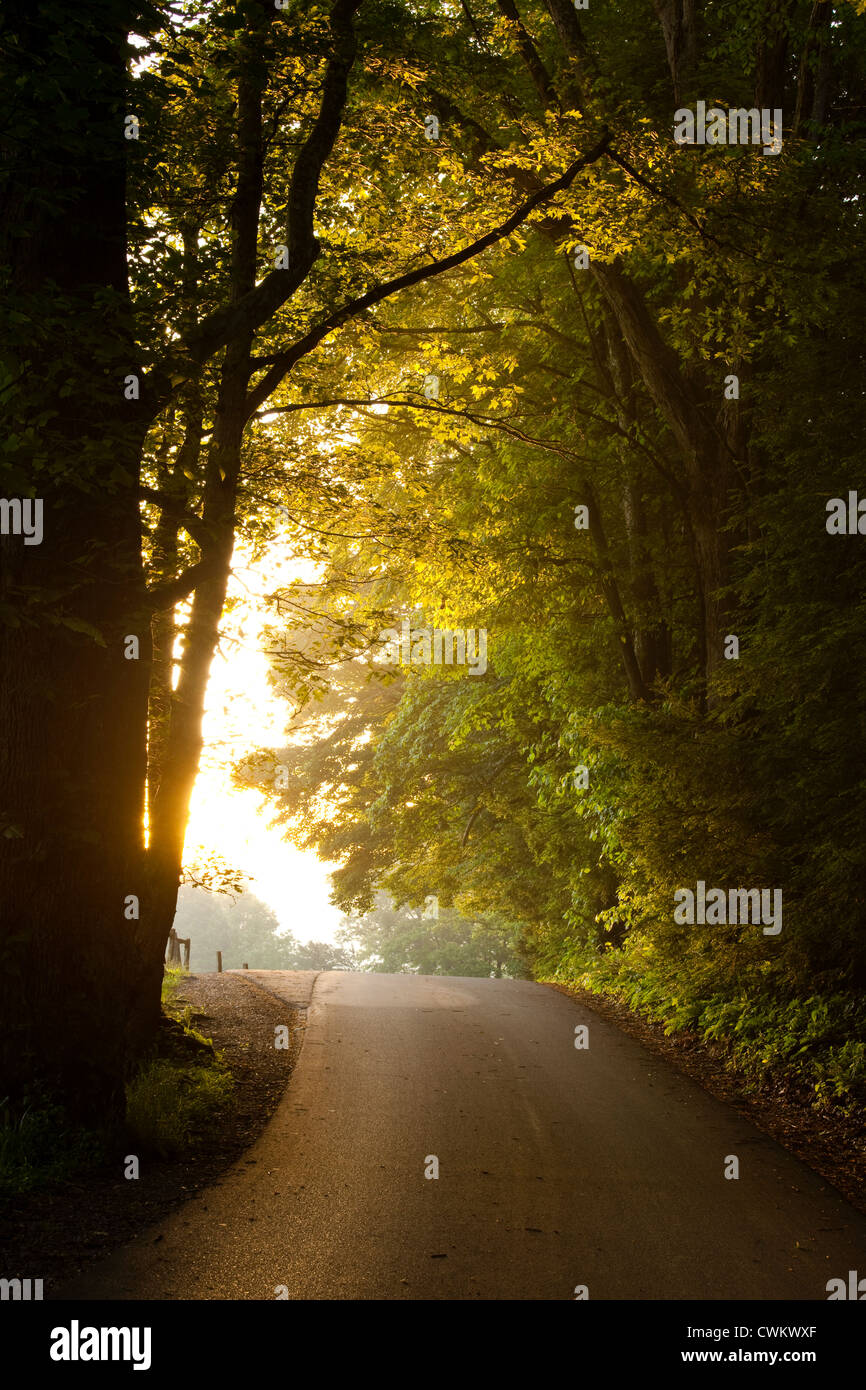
<box><xmin>124</xmin><ymin>1057</ymin><xmax>233</xmax><ymax>1159</ymax></box>
<box><xmin>0</xmin><ymin>1093</ymin><xmax>106</xmax><ymax>1200</ymax></box>
<box><xmin>125</xmin><ymin>966</ymin><xmax>234</xmax><ymax>1158</ymax></box>
<box><xmin>162</xmin><ymin>962</ymin><xmax>186</xmax><ymax>1007</ymax></box>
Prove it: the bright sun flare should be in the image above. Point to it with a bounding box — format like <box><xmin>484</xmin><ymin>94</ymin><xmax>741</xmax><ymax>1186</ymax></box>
<box><xmin>182</xmin><ymin>543</ymin><xmax>344</xmax><ymax>943</ymax></box>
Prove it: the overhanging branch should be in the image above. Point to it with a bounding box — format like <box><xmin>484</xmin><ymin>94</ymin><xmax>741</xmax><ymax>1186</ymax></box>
<box><xmin>243</xmin><ymin>131</ymin><xmax>612</xmax><ymax>420</ymax></box>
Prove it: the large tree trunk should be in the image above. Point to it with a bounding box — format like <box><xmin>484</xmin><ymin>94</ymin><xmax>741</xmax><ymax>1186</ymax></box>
<box><xmin>0</xmin><ymin>1</ymin><xmax>150</xmax><ymax>1121</ymax></box>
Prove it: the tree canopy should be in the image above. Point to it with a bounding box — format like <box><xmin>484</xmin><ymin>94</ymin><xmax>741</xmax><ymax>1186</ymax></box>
<box><xmin>2</xmin><ymin>0</ymin><xmax>865</xmax><ymax>1116</ymax></box>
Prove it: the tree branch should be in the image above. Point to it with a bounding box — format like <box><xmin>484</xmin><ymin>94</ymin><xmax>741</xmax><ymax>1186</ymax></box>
<box><xmin>145</xmin><ymin>557</ymin><xmax>222</xmax><ymax>612</ymax></box>
<box><xmin>243</xmin><ymin>131</ymin><xmax>612</xmax><ymax>419</ymax></box>
<box><xmin>139</xmin><ymin>486</ymin><xmax>212</xmax><ymax>551</ymax></box>
<box><xmin>154</xmin><ymin>0</ymin><xmax>363</xmax><ymax>387</ymax></box>
<box><xmin>494</xmin><ymin>0</ymin><xmax>559</xmax><ymax>110</ymax></box>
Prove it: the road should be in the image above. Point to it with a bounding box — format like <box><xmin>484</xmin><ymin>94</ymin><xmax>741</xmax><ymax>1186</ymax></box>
<box><xmin>61</xmin><ymin>971</ymin><xmax>866</xmax><ymax>1300</ymax></box>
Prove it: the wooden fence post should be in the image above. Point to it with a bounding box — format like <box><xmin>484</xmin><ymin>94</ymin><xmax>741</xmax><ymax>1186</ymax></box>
<box><xmin>180</xmin><ymin>937</ymin><xmax>190</xmax><ymax>969</ymax></box>
<box><xmin>166</xmin><ymin>928</ymin><xmax>181</xmax><ymax>966</ymax></box>
<box><xmin>216</xmin><ymin>950</ymin><xmax>222</xmax><ymax>973</ymax></box>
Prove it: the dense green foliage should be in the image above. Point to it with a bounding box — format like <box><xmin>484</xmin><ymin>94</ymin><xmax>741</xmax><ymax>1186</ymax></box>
<box><xmin>229</xmin><ymin>0</ymin><xmax>866</xmax><ymax>1110</ymax></box>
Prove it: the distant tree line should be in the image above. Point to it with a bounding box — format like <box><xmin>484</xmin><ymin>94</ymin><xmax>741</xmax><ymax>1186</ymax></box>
<box><xmin>174</xmin><ymin>886</ymin><xmax>352</xmax><ymax>973</ymax></box>
<box><xmin>175</xmin><ymin>885</ymin><xmax>526</xmax><ymax>978</ymax></box>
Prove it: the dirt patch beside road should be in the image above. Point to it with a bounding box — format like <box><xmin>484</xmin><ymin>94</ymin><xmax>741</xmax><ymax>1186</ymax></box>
<box><xmin>0</xmin><ymin>971</ymin><xmax>313</xmax><ymax>1293</ymax></box>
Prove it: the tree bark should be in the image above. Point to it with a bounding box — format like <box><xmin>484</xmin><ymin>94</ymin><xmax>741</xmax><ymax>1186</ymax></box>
<box><xmin>0</xmin><ymin>1</ymin><xmax>150</xmax><ymax>1119</ymax></box>
<box><xmin>652</xmin><ymin>0</ymin><xmax>698</xmax><ymax>104</ymax></box>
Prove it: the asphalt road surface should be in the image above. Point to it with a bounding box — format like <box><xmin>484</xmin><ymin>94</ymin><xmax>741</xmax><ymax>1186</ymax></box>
<box><xmin>62</xmin><ymin>972</ymin><xmax>866</xmax><ymax>1300</ymax></box>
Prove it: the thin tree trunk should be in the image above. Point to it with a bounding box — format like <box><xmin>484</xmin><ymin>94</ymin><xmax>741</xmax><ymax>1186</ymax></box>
<box><xmin>600</xmin><ymin>306</ymin><xmax>671</xmax><ymax>688</ymax></box>
<box><xmin>145</xmin><ymin>17</ymin><xmax>266</xmax><ymax>952</ymax></box>
<box><xmin>754</xmin><ymin>0</ymin><xmax>795</xmax><ymax>110</ymax></box>
<box><xmin>579</xmin><ymin>477</ymin><xmax>652</xmax><ymax>703</ymax></box>
<box><xmin>590</xmin><ymin>261</ymin><xmax>734</xmax><ymax>683</ymax></box>
<box><xmin>794</xmin><ymin>2</ymin><xmax>833</xmax><ymax>134</ymax></box>
<box><xmin>652</xmin><ymin>0</ymin><xmax>698</xmax><ymax>104</ymax></box>
<box><xmin>147</xmin><ymin>397</ymin><xmax>205</xmax><ymax>801</ymax></box>
<box><xmin>493</xmin><ymin>7</ymin><xmax>737</xmax><ymax>691</ymax></box>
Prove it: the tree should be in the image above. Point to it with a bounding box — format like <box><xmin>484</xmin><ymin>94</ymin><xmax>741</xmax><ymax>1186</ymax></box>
<box><xmin>4</xmin><ymin>0</ymin><xmax>865</xmax><ymax>1118</ymax></box>
<box><xmin>337</xmin><ymin>895</ymin><xmax>527</xmax><ymax>977</ymax></box>
<box><xmin>0</xmin><ymin>0</ymin><xmax>610</xmax><ymax>1117</ymax></box>
<box><xmin>0</xmin><ymin>0</ymin><xmax>156</xmax><ymax>1119</ymax></box>
<box><xmin>174</xmin><ymin>884</ymin><xmax>284</xmax><ymax>971</ymax></box>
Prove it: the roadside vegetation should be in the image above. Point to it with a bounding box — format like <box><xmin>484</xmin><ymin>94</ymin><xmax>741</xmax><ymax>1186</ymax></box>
<box><xmin>0</xmin><ymin>967</ymin><xmax>234</xmax><ymax>1198</ymax></box>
